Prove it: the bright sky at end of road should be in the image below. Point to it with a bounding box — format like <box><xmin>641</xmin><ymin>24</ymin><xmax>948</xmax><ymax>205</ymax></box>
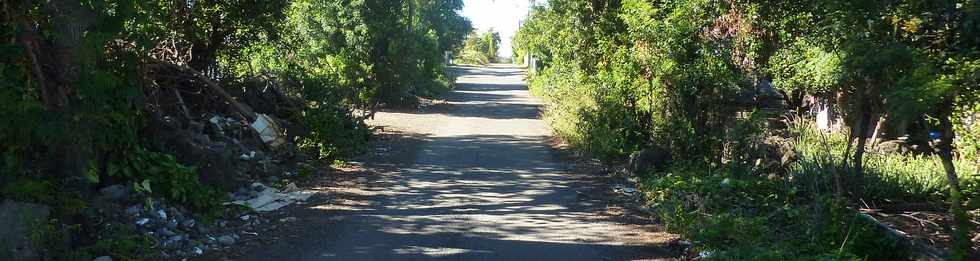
<box><xmin>462</xmin><ymin>0</ymin><xmax>539</xmax><ymax>58</ymax></box>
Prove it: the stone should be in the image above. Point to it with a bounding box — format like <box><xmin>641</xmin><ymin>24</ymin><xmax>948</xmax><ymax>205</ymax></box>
<box><xmin>877</xmin><ymin>139</ymin><xmax>909</xmax><ymax>155</ymax></box>
<box><xmin>217</xmin><ymin>235</ymin><xmax>237</xmax><ymax>246</ymax></box>
<box><xmin>206</xmin><ymin>117</ymin><xmax>225</xmax><ymax>138</ymax></box>
<box><xmin>239</xmin><ymin>151</ymin><xmax>256</xmax><ymax>161</ymax></box>
<box><xmin>232</xmin><ymin>193</ymin><xmax>250</xmax><ymax>202</ymax></box>
<box><xmin>156</xmin><ymin>209</ymin><xmax>168</xmax><ymax>220</ymax></box>
<box><xmin>265</xmin><ymin>175</ymin><xmax>281</xmax><ymax>184</ymax></box>
<box><xmin>125</xmin><ymin>204</ymin><xmax>143</xmax><ymax>216</ymax></box>
<box><xmin>166</xmin><ymin>219</ymin><xmax>179</xmax><ymax>230</ymax></box>
<box><xmin>180</xmin><ymin>219</ymin><xmax>197</xmax><ymax>229</ymax></box>
<box><xmin>98</xmin><ymin>185</ymin><xmax>129</xmax><ymax>200</ymax></box>
<box><xmin>0</xmin><ymin>200</ymin><xmax>51</xmax><ymax>261</ymax></box>
<box><xmin>294</xmin><ymin>152</ymin><xmax>309</xmax><ymax>162</ymax></box>
<box><xmin>188</xmin><ymin>121</ymin><xmax>205</xmax><ymax>134</ymax></box>
<box><xmin>252</xmin><ymin>150</ymin><xmax>267</xmax><ymax>161</ymax></box>
<box><xmin>196</xmin><ymin>224</ymin><xmax>210</xmax><ymax>234</ymax></box>
<box><xmin>168</xmin><ymin>207</ymin><xmax>185</xmax><ymax>221</ymax></box>
<box><xmin>163</xmin><ymin>235</ymin><xmax>185</xmax><ymax>248</ymax></box>
<box><xmin>628</xmin><ymin>146</ymin><xmax>672</xmax><ymax>176</ymax></box>
<box><xmin>160</xmin><ymin>228</ymin><xmax>177</xmax><ymax>237</ymax></box>
<box><xmin>191</xmin><ymin>134</ymin><xmax>211</xmax><ymax>145</ymax></box>
<box><xmin>92</xmin><ymin>256</ymin><xmax>113</xmax><ymax>261</ymax></box>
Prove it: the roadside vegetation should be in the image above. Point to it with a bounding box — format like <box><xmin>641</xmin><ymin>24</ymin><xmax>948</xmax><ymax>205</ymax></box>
<box><xmin>515</xmin><ymin>0</ymin><xmax>979</xmax><ymax>259</ymax></box>
<box><xmin>455</xmin><ymin>29</ymin><xmax>502</xmax><ymax>65</ymax></box>
<box><xmin>1</xmin><ymin>0</ymin><xmax>470</xmax><ymax>259</ymax></box>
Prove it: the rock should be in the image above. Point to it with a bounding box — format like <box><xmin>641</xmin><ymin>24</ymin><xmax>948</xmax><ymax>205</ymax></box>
<box><xmin>877</xmin><ymin>139</ymin><xmax>909</xmax><ymax>155</ymax></box>
<box><xmin>252</xmin><ymin>150</ymin><xmax>266</xmax><ymax>161</ymax></box>
<box><xmin>161</xmin><ymin>116</ymin><xmax>180</xmax><ymax>129</ymax></box>
<box><xmin>196</xmin><ymin>224</ymin><xmax>210</xmax><ymax>234</ymax></box>
<box><xmin>265</xmin><ymin>175</ymin><xmax>280</xmax><ymax>184</ymax></box>
<box><xmin>191</xmin><ymin>133</ymin><xmax>211</xmax><ymax>145</ymax></box>
<box><xmin>166</xmin><ymin>219</ymin><xmax>178</xmax><ymax>230</ymax></box>
<box><xmin>294</xmin><ymin>152</ymin><xmax>309</xmax><ymax>162</ymax></box>
<box><xmin>125</xmin><ymin>204</ymin><xmax>143</xmax><ymax>216</ymax></box>
<box><xmin>163</xmin><ymin>235</ymin><xmax>184</xmax><ymax>248</ymax></box>
<box><xmin>156</xmin><ymin>209</ymin><xmax>168</xmax><ymax>220</ymax></box>
<box><xmin>98</xmin><ymin>185</ymin><xmax>129</xmax><ymax>200</ymax></box>
<box><xmin>180</xmin><ymin>219</ymin><xmax>197</xmax><ymax>229</ymax></box>
<box><xmin>206</xmin><ymin>116</ymin><xmax>225</xmax><ymax>138</ymax></box>
<box><xmin>628</xmin><ymin>147</ymin><xmax>672</xmax><ymax>176</ymax></box>
<box><xmin>92</xmin><ymin>256</ymin><xmax>113</xmax><ymax>261</ymax></box>
<box><xmin>232</xmin><ymin>192</ymin><xmax>250</xmax><ymax>201</ymax></box>
<box><xmin>168</xmin><ymin>207</ymin><xmax>185</xmax><ymax>221</ymax></box>
<box><xmin>188</xmin><ymin>121</ymin><xmax>205</xmax><ymax>134</ymax></box>
<box><xmin>0</xmin><ymin>200</ymin><xmax>50</xmax><ymax>261</ymax></box>
<box><xmin>217</xmin><ymin>235</ymin><xmax>237</xmax><ymax>246</ymax></box>
<box><xmin>159</xmin><ymin>228</ymin><xmax>177</xmax><ymax>237</ymax></box>
<box><xmin>239</xmin><ymin>151</ymin><xmax>256</xmax><ymax>161</ymax></box>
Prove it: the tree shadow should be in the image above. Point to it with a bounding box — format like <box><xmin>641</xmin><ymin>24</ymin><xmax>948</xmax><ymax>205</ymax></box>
<box><xmin>238</xmin><ymin>133</ymin><xmax>679</xmax><ymax>260</ymax></box>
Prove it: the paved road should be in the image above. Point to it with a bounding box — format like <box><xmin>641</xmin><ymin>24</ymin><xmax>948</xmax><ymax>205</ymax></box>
<box><xmin>240</xmin><ymin>64</ymin><xmax>676</xmax><ymax>260</ymax></box>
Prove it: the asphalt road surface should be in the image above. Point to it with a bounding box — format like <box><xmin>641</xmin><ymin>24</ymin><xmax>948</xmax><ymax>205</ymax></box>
<box><xmin>239</xmin><ymin>64</ymin><xmax>676</xmax><ymax>261</ymax></box>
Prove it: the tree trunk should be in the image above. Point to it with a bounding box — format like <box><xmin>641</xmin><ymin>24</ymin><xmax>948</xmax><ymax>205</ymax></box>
<box><xmin>851</xmin><ymin>86</ymin><xmax>872</xmax><ymax>193</ymax></box>
<box><xmin>936</xmin><ymin>104</ymin><xmax>970</xmax><ymax>259</ymax></box>
<box><xmin>37</xmin><ymin>0</ymin><xmax>97</xmax><ymax>179</ymax></box>
<box><xmin>869</xmin><ymin>114</ymin><xmax>885</xmax><ymax>148</ymax></box>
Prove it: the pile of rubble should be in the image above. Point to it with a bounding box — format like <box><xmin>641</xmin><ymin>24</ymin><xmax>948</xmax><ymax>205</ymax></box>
<box><xmin>95</xmin><ymin>73</ymin><xmax>322</xmax><ymax>259</ymax></box>
<box><xmin>82</xmin><ymin>172</ymin><xmax>319</xmax><ymax>260</ymax></box>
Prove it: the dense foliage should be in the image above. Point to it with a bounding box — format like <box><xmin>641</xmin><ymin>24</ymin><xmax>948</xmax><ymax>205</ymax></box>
<box><xmin>455</xmin><ymin>29</ymin><xmax>502</xmax><ymax>65</ymax></box>
<box><xmin>516</xmin><ymin>0</ymin><xmax>979</xmax><ymax>258</ymax></box>
<box><xmin>1</xmin><ymin>0</ymin><xmax>470</xmax><ymax>258</ymax></box>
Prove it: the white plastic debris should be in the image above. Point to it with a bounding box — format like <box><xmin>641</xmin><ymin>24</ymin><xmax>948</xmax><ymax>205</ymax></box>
<box><xmin>226</xmin><ymin>182</ymin><xmax>314</xmax><ymax>212</ymax></box>
<box><xmin>613</xmin><ymin>184</ymin><xmax>639</xmax><ymax>195</ymax></box>
<box><xmin>249</xmin><ymin>114</ymin><xmax>285</xmax><ymax>147</ymax></box>
<box><xmin>239</xmin><ymin>151</ymin><xmax>256</xmax><ymax>161</ymax></box>
<box><xmin>136</xmin><ymin>218</ymin><xmax>150</xmax><ymax>226</ymax></box>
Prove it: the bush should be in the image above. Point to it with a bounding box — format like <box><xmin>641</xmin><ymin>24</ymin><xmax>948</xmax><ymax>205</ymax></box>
<box><xmin>106</xmin><ymin>148</ymin><xmax>222</xmax><ymax>211</ymax></box>
<box><xmin>642</xmin><ymin>160</ymin><xmax>910</xmax><ymax>259</ymax></box>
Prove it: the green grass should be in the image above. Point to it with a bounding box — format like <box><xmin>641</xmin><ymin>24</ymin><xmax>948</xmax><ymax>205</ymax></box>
<box><xmin>635</xmin><ymin>120</ymin><xmax>976</xmax><ymax>259</ymax></box>
<box><xmin>790</xmin><ymin>121</ymin><xmax>979</xmax><ymax>203</ymax></box>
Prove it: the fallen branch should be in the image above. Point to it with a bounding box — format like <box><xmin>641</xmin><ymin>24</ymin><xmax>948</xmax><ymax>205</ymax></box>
<box><xmin>172</xmin><ymin>88</ymin><xmax>192</xmax><ymax>120</ymax></box>
<box><xmin>147</xmin><ymin>61</ymin><xmax>255</xmax><ymax>122</ymax></box>
<box><xmin>857</xmin><ymin>212</ymin><xmax>945</xmax><ymax>260</ymax></box>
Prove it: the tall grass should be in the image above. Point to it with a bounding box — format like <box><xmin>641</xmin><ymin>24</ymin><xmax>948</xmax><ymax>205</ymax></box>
<box><xmin>790</xmin><ymin>120</ymin><xmax>979</xmax><ymax>203</ymax></box>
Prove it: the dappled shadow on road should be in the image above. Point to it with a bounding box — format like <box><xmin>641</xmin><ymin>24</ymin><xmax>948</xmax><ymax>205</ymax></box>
<box><xmin>453</xmin><ymin>66</ymin><xmax>526</xmax><ymax>78</ymax></box>
<box><xmin>237</xmin><ymin>65</ymin><xmax>677</xmax><ymax>260</ymax></box>
<box><xmin>419</xmin><ymin>83</ymin><xmax>543</xmax><ymax>120</ymax></box>
<box><xmin>241</xmin><ymin>133</ymin><xmax>677</xmax><ymax>261</ymax></box>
